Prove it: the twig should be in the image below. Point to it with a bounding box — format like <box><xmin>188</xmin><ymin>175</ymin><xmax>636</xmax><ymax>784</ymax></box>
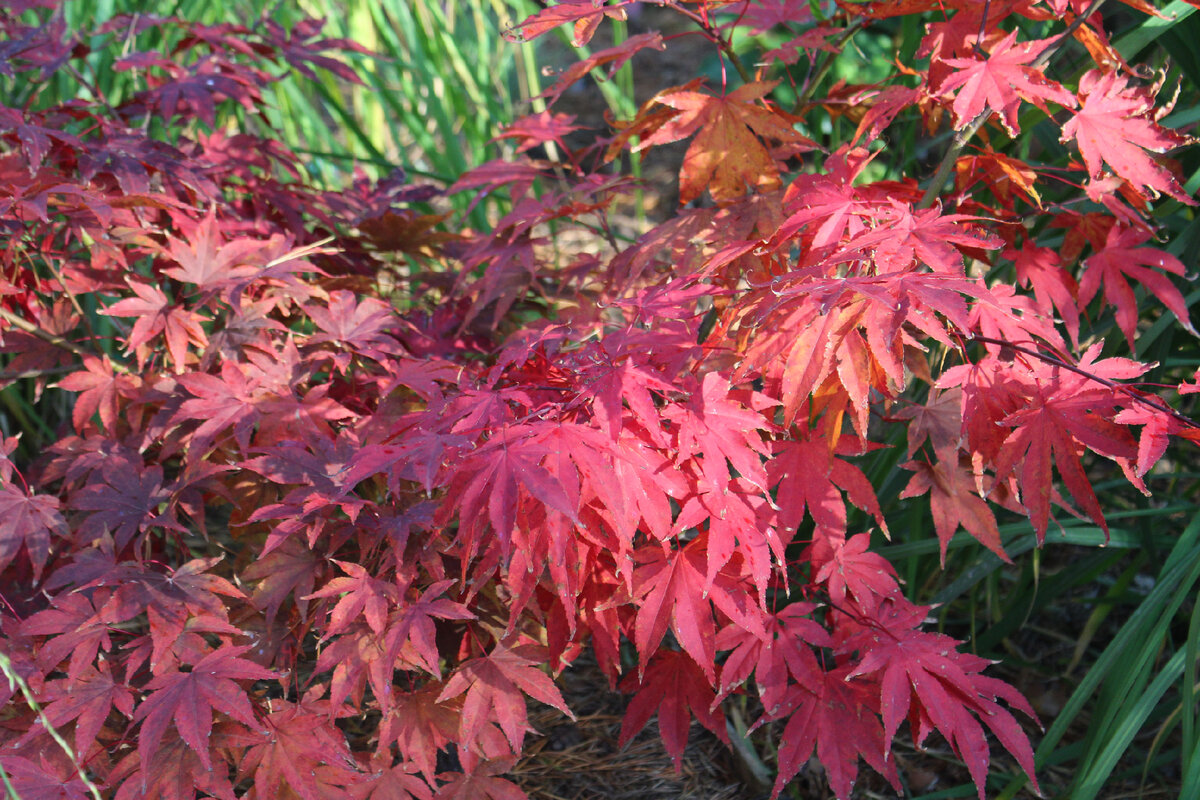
<box><xmin>969</xmin><ymin>334</ymin><xmax>1200</xmax><ymax>428</ymax></box>
<box><xmin>1033</xmin><ymin>0</ymin><xmax>1109</xmax><ymax>68</ymax></box>
<box><xmin>668</xmin><ymin>2</ymin><xmax>754</xmax><ymax>84</ymax></box>
<box><xmin>0</xmin><ymin>308</ymin><xmax>128</xmax><ymax>374</ymax></box>
<box><xmin>790</xmin><ymin>22</ymin><xmax>866</xmax><ymax>115</ymax></box>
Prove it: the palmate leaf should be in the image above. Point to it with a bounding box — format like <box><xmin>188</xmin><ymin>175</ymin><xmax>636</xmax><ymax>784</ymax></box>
<box><xmin>0</xmin><ymin>484</ymin><xmax>65</xmax><ymax>579</ymax></box>
<box><xmin>132</xmin><ymin>645</ymin><xmax>275</xmax><ymax>771</ymax></box>
<box><xmin>1061</xmin><ymin>68</ymin><xmax>1196</xmax><ymax>204</ymax></box>
<box><xmin>760</xmin><ymin>666</ymin><xmax>899</xmax><ymax>800</ymax></box>
<box><xmin>843</xmin><ymin>602</ymin><xmax>1040</xmax><ymax>800</ymax></box>
<box><xmin>935</xmin><ymin>31</ymin><xmax>1075</xmax><ymax>136</ymax></box>
<box><xmin>1080</xmin><ymin>223</ymin><xmax>1197</xmax><ymax>345</ymax></box>
<box><xmin>618</xmin><ymin>648</ymin><xmax>727</xmax><ymax>771</ymax></box>
<box><xmin>635</xmin><ymin>81</ymin><xmax>815</xmax><ymax>205</ymax></box>
<box><xmin>437</xmin><ymin>643</ymin><xmax>573</xmax><ymax>753</ymax></box>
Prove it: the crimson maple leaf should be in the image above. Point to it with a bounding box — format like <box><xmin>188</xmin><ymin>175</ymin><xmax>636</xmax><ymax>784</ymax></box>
<box><xmin>757</xmin><ymin>665</ymin><xmax>899</xmax><ymax>800</ymax></box>
<box><xmin>432</xmin><ymin>759</ymin><xmax>527</xmax><ymax>800</ymax></box>
<box><xmin>0</xmin><ymin>484</ymin><xmax>65</xmax><ymax>579</ymax></box>
<box><xmin>237</xmin><ymin>697</ymin><xmax>366</xmax><ymax>798</ymax></box>
<box><xmin>843</xmin><ymin>601</ymin><xmax>1040</xmax><ymax>798</ymax></box>
<box><xmin>35</xmin><ymin>662</ymin><xmax>135</xmax><ymax>757</ymax></box>
<box><xmin>21</xmin><ymin>592</ymin><xmax>116</xmax><ymax>683</ymax></box>
<box><xmin>509</xmin><ymin>0</ymin><xmax>637</xmax><ymax>45</ymax></box>
<box><xmin>381</xmin><ymin>686</ymin><xmax>463</xmax><ymax>783</ymax></box>
<box><xmin>305</xmin><ymin>559</ymin><xmax>398</xmax><ymax>638</ymax></box>
<box><xmin>110</xmin><ymin>728</ymin><xmax>239</xmax><ymax>800</ymax></box>
<box><xmin>936</xmin><ymin>31</ymin><xmax>1075</xmax><ymax>135</ymax></box>
<box><xmin>172</xmin><ymin>362</ymin><xmax>264</xmax><ymax>456</ymax></box>
<box><xmin>618</xmin><ymin>648</ymin><xmax>728</xmax><ymax>771</ymax></box>
<box><xmin>70</xmin><ymin>461</ymin><xmax>184</xmax><ymax>549</ymax></box>
<box><xmin>1010</xmin><ymin>241</ymin><xmax>1081</xmax><ymax>346</ymax></box>
<box><xmin>101</xmin><ymin>279</ymin><xmax>208</xmax><ymax>369</ymax></box>
<box><xmin>55</xmin><ymin>355</ymin><xmax>137</xmax><ymax>434</ymax></box>
<box><xmin>436</xmin><ymin>642</ymin><xmax>573</xmax><ymax>752</ymax></box>
<box><xmin>350</xmin><ymin>754</ymin><xmax>433</xmax><ymax>800</ymax></box>
<box><xmin>900</xmin><ymin>457</ymin><xmax>1007</xmax><ymax>565</ymax></box>
<box><xmin>631</xmin><ymin>535</ymin><xmax>762</xmax><ymax>681</ymax></box>
<box><xmin>810</xmin><ymin>531</ymin><xmax>899</xmax><ymax>610</ymax></box>
<box><xmin>132</xmin><ymin>644</ymin><xmax>275</xmax><ymax>771</ymax></box>
<box><xmin>988</xmin><ymin>344</ymin><xmax>1148</xmax><ymax>542</ymax></box>
<box><xmin>1060</xmin><ymin>69</ymin><xmax>1195</xmax><ymax>204</ymax></box>
<box><xmin>715</xmin><ymin>603</ymin><xmax>832</xmax><ymax>712</ymax></box>
<box><xmin>0</xmin><ymin>755</ymin><xmax>96</xmax><ymax>800</ymax></box>
<box><xmin>1079</xmin><ymin>222</ymin><xmax>1196</xmax><ymax>345</ymax></box>
<box><xmin>769</xmin><ymin>434</ymin><xmax>888</xmax><ymax>538</ymax></box>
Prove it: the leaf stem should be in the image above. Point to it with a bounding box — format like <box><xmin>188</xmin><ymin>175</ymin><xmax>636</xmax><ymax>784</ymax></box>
<box><xmin>791</xmin><ymin>22</ymin><xmax>866</xmax><ymax>115</ymax></box>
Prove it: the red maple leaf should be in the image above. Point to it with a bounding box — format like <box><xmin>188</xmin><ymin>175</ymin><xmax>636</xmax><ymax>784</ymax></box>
<box><xmin>843</xmin><ymin>601</ymin><xmax>1040</xmax><ymax>798</ymax></box>
<box><xmin>237</xmin><ymin>696</ymin><xmax>366</xmax><ymax>798</ymax></box>
<box><xmin>936</xmin><ymin>31</ymin><xmax>1075</xmax><ymax>135</ymax></box>
<box><xmin>381</xmin><ymin>686</ymin><xmax>464</xmax><ymax>783</ymax></box>
<box><xmin>34</xmin><ymin>662</ymin><xmax>134</xmax><ymax>757</ymax></box>
<box><xmin>132</xmin><ymin>644</ymin><xmax>275</xmax><ymax>771</ymax></box>
<box><xmin>21</xmin><ymin>592</ymin><xmax>117</xmax><ymax>683</ymax></box>
<box><xmin>990</xmin><ymin>344</ymin><xmax>1148</xmax><ymax>541</ymax></box>
<box><xmin>715</xmin><ymin>602</ymin><xmax>832</xmax><ymax>712</ymax></box>
<box><xmin>509</xmin><ymin>0</ymin><xmax>636</xmax><ymax>45</ymax></box>
<box><xmin>668</xmin><ymin>373</ymin><xmax>773</xmax><ymax>494</ymax></box>
<box><xmin>900</xmin><ymin>457</ymin><xmax>1007</xmax><ymax>565</ymax></box>
<box><xmin>618</xmin><ymin>648</ymin><xmax>728</xmax><ymax>771</ymax></box>
<box><xmin>758</xmin><ymin>665</ymin><xmax>899</xmax><ymax>800</ymax></box>
<box><xmin>0</xmin><ymin>484</ymin><xmax>65</xmax><ymax>579</ymax></box>
<box><xmin>70</xmin><ymin>461</ymin><xmax>184</xmax><ymax>549</ymax></box>
<box><xmin>436</xmin><ymin>642</ymin><xmax>573</xmax><ymax>752</ymax></box>
<box><xmin>1079</xmin><ymin>222</ymin><xmax>1196</xmax><ymax>345</ymax></box>
<box><xmin>433</xmin><ymin>759</ymin><xmax>527</xmax><ymax>800</ymax></box>
<box><xmin>101</xmin><ymin>279</ymin><xmax>208</xmax><ymax>369</ymax></box>
<box><xmin>1010</xmin><ymin>241</ymin><xmax>1081</xmax><ymax>346</ymax></box>
<box><xmin>350</xmin><ymin>754</ymin><xmax>433</xmax><ymax>800</ymax></box>
<box><xmin>55</xmin><ymin>355</ymin><xmax>137</xmax><ymax>434</ymax></box>
<box><xmin>631</xmin><ymin>535</ymin><xmax>761</xmax><ymax>681</ymax></box>
<box><xmin>810</xmin><ymin>531</ymin><xmax>899</xmax><ymax>610</ymax></box>
<box><xmin>0</xmin><ymin>755</ymin><xmax>96</xmax><ymax>800</ymax></box>
<box><xmin>160</xmin><ymin>209</ymin><xmax>264</xmax><ymax>291</ymax></box>
<box><xmin>382</xmin><ymin>580</ymin><xmax>475</xmax><ymax>679</ymax></box>
<box><xmin>1060</xmin><ymin>69</ymin><xmax>1195</xmax><ymax>204</ymax></box>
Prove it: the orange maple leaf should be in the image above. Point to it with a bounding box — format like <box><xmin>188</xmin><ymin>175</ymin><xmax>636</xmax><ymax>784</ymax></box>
<box><xmin>637</xmin><ymin>81</ymin><xmax>815</xmax><ymax>205</ymax></box>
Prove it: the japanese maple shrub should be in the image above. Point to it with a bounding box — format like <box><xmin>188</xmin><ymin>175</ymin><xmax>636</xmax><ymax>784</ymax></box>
<box><xmin>0</xmin><ymin>0</ymin><xmax>1198</xmax><ymax>798</ymax></box>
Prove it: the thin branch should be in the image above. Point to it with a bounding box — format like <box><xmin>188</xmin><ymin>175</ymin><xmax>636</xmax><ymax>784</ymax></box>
<box><xmin>668</xmin><ymin>2</ymin><xmax>755</xmax><ymax>84</ymax></box>
<box><xmin>791</xmin><ymin>22</ymin><xmax>866</xmax><ymax>115</ymax></box>
<box><xmin>1033</xmin><ymin>0</ymin><xmax>1109</xmax><ymax>68</ymax></box>
<box><xmin>917</xmin><ymin>113</ymin><xmax>986</xmax><ymax>209</ymax></box>
<box><xmin>0</xmin><ymin>308</ymin><xmax>128</xmax><ymax>374</ymax></box>
<box><xmin>969</xmin><ymin>334</ymin><xmax>1200</xmax><ymax>428</ymax></box>
<box><xmin>0</xmin><ymin>365</ymin><xmax>76</xmax><ymax>382</ymax></box>
<box><xmin>0</xmin><ymin>651</ymin><xmax>104</xmax><ymax>800</ymax></box>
